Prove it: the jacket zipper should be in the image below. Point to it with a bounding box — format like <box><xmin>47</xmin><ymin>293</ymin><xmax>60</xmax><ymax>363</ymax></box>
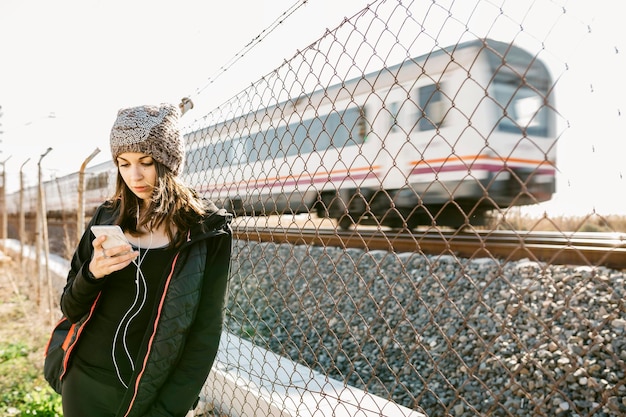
<box><xmin>121</xmin><ymin>251</ymin><xmax>181</xmax><ymax>417</ymax></box>
<box><xmin>120</xmin><ymin>219</ymin><xmax>230</xmax><ymax>415</ymax></box>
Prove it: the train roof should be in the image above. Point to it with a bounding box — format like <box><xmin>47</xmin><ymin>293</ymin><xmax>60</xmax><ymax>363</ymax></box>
<box><xmin>184</xmin><ymin>37</ymin><xmax>552</xmax><ymax>139</ymax></box>
<box><xmin>384</xmin><ymin>37</ymin><xmax>550</xmax><ymax>82</ymax></box>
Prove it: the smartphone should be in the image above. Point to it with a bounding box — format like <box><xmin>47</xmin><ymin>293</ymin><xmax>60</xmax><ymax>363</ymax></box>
<box><xmin>91</xmin><ymin>225</ymin><xmax>131</xmax><ymax>251</ymax></box>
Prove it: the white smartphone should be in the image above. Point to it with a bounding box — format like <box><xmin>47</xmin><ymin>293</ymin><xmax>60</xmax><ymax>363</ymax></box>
<box><xmin>91</xmin><ymin>225</ymin><xmax>131</xmax><ymax>251</ymax></box>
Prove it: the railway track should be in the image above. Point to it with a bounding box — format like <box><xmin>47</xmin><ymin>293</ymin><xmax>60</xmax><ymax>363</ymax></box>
<box><xmin>234</xmin><ymin>226</ymin><xmax>626</xmax><ymax>270</ymax></box>
<box><xmin>8</xmin><ymin>216</ymin><xmax>626</xmax><ymax>270</ymax></box>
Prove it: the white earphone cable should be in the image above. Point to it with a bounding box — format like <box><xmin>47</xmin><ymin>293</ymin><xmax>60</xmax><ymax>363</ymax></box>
<box><xmin>112</xmin><ymin>213</ymin><xmax>153</xmax><ymax>388</ymax></box>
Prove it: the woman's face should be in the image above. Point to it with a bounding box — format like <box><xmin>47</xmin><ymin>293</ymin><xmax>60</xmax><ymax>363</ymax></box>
<box><xmin>116</xmin><ymin>152</ymin><xmax>158</xmax><ymax>204</ymax></box>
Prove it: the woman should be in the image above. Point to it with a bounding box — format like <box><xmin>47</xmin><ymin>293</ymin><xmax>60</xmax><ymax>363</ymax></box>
<box><xmin>58</xmin><ymin>103</ymin><xmax>232</xmax><ymax>416</ymax></box>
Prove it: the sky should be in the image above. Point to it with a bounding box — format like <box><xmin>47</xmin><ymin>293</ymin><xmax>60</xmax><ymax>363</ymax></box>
<box><xmin>0</xmin><ymin>0</ymin><xmax>372</xmax><ymax>188</ymax></box>
<box><xmin>0</xmin><ymin>0</ymin><xmax>624</xmax><ymax>217</ymax></box>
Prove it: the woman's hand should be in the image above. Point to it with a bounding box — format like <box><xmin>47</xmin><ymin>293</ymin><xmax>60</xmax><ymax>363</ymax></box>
<box><xmin>88</xmin><ymin>235</ymin><xmax>139</xmax><ymax>279</ymax></box>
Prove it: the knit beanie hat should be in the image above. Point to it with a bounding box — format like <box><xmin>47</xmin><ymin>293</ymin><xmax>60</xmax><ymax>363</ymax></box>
<box><xmin>110</xmin><ymin>103</ymin><xmax>184</xmax><ymax>175</ymax></box>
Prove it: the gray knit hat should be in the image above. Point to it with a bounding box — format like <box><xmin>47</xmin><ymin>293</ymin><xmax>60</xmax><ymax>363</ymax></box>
<box><xmin>110</xmin><ymin>103</ymin><xmax>184</xmax><ymax>175</ymax></box>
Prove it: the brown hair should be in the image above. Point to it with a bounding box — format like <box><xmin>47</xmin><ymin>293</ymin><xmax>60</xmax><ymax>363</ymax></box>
<box><xmin>112</xmin><ymin>160</ymin><xmax>206</xmax><ymax>248</ymax></box>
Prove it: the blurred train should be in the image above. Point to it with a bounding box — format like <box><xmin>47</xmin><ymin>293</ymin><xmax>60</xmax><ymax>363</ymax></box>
<box><xmin>184</xmin><ymin>38</ymin><xmax>557</xmax><ymax>228</ymax></box>
<box><xmin>5</xmin><ymin>160</ymin><xmax>118</xmax><ymax>218</ymax></box>
<box><xmin>7</xmin><ymin>38</ymin><xmax>557</xmax><ymax>229</ymax></box>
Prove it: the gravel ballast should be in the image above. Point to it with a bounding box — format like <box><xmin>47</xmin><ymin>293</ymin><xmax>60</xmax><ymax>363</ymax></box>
<box><xmin>225</xmin><ymin>240</ymin><xmax>626</xmax><ymax>417</ymax></box>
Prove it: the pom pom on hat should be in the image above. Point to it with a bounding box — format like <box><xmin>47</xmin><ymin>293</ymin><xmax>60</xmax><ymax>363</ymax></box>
<box><xmin>110</xmin><ymin>103</ymin><xmax>184</xmax><ymax>175</ymax></box>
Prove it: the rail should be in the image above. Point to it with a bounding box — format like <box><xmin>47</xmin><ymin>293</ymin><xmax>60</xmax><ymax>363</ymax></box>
<box><xmin>234</xmin><ymin>226</ymin><xmax>626</xmax><ymax>270</ymax></box>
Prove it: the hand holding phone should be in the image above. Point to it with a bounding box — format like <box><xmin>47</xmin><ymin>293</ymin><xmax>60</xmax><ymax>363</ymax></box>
<box><xmin>88</xmin><ymin>225</ymin><xmax>137</xmax><ymax>279</ymax></box>
<box><xmin>91</xmin><ymin>225</ymin><xmax>131</xmax><ymax>253</ymax></box>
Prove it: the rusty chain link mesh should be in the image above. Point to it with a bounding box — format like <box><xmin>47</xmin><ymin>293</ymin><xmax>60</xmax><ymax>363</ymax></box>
<box><xmin>179</xmin><ymin>1</ymin><xmax>626</xmax><ymax>416</ymax></box>
<box><xmin>4</xmin><ymin>0</ymin><xmax>624</xmax><ymax>416</ymax></box>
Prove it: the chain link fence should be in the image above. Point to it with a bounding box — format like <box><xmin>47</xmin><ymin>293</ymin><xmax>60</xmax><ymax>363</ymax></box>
<box><xmin>182</xmin><ymin>1</ymin><xmax>625</xmax><ymax>416</ymax></box>
<box><xmin>4</xmin><ymin>0</ymin><xmax>625</xmax><ymax>416</ymax></box>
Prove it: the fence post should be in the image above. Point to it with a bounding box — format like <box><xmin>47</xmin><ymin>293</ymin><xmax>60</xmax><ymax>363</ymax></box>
<box><xmin>18</xmin><ymin>158</ymin><xmax>30</xmax><ymax>265</ymax></box>
<box><xmin>77</xmin><ymin>148</ymin><xmax>101</xmax><ymax>242</ymax></box>
<box><xmin>37</xmin><ymin>147</ymin><xmax>52</xmax><ymax>320</ymax></box>
<box><xmin>1</xmin><ymin>156</ymin><xmax>11</xmax><ymax>253</ymax></box>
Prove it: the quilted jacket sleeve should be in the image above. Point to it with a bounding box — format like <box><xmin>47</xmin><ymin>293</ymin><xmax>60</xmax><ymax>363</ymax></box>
<box><xmin>60</xmin><ymin>206</ymin><xmax>108</xmax><ymax>322</ymax></box>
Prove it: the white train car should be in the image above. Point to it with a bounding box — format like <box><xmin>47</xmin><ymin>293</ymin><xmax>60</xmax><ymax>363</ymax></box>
<box><xmin>6</xmin><ymin>160</ymin><xmax>117</xmax><ymax>217</ymax></box>
<box><xmin>80</xmin><ymin>161</ymin><xmax>118</xmax><ymax>214</ymax></box>
<box><xmin>8</xmin><ymin>39</ymin><xmax>556</xmax><ymax>229</ymax></box>
<box><xmin>183</xmin><ymin>38</ymin><xmax>557</xmax><ymax>229</ymax></box>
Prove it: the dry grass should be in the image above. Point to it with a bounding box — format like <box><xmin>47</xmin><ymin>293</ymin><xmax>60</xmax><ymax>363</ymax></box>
<box><xmin>0</xmin><ymin>254</ymin><xmax>51</xmax><ymax>354</ymax></box>
<box><xmin>0</xmin><ymin>251</ymin><xmax>63</xmax><ymax>416</ymax></box>
<box><xmin>489</xmin><ymin>212</ymin><xmax>626</xmax><ymax>233</ymax></box>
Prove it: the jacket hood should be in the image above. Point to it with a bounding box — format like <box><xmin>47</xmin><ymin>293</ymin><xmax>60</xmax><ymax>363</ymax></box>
<box><xmin>190</xmin><ymin>205</ymin><xmax>233</xmax><ymax>242</ymax></box>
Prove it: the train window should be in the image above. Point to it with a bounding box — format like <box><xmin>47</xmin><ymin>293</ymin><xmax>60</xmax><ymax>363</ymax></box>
<box><xmin>211</xmin><ymin>142</ymin><xmax>222</xmax><ymax>167</ymax></box>
<box><xmin>248</xmin><ymin>131</ymin><xmax>261</xmax><ymax>161</ymax></box>
<box><xmin>358</xmin><ymin>107</ymin><xmax>369</xmax><ymax>141</ymax></box>
<box><xmin>242</xmin><ymin>134</ymin><xmax>258</xmax><ymax>163</ymax></box>
<box><xmin>252</xmin><ymin>130</ymin><xmax>272</xmax><ymax>161</ymax></box>
<box><xmin>210</xmin><ymin>142</ymin><xmax>222</xmax><ymax>168</ymax></box>
<box><xmin>293</xmin><ymin>120</ymin><xmax>313</xmax><ymax>155</ymax></box>
<box><xmin>86</xmin><ymin>173</ymin><xmax>108</xmax><ymax>190</ymax></box>
<box><xmin>184</xmin><ymin>147</ymin><xmax>198</xmax><ymax>174</ymax></box>
<box><xmin>389</xmin><ymin>101</ymin><xmax>400</xmax><ymax>132</ymax></box>
<box><xmin>309</xmin><ymin>116</ymin><xmax>331</xmax><ymax>151</ymax></box>
<box><xmin>351</xmin><ymin>106</ymin><xmax>366</xmax><ymax>144</ymax></box>
<box><xmin>276</xmin><ymin>125</ymin><xmax>290</xmax><ymax>156</ymax></box>
<box><xmin>417</xmin><ymin>83</ymin><xmax>447</xmax><ymax>131</ymax></box>
<box><xmin>281</xmin><ymin>107</ymin><xmax>364</xmax><ymax>157</ymax></box>
<box><xmin>226</xmin><ymin>136</ymin><xmax>248</xmax><ymax>165</ymax></box>
<box><xmin>493</xmin><ymin>80</ymin><xmax>549</xmax><ymax>137</ymax></box>
<box><xmin>185</xmin><ymin>106</ymin><xmax>369</xmax><ymax>171</ymax></box>
<box><xmin>297</xmin><ymin>106</ymin><xmax>363</xmax><ymax>150</ymax></box>
<box><xmin>266</xmin><ymin>127</ymin><xmax>284</xmax><ymax>160</ymax></box>
<box><xmin>276</xmin><ymin>120</ymin><xmax>311</xmax><ymax>157</ymax></box>
<box><xmin>279</xmin><ymin>124</ymin><xmax>305</xmax><ymax>159</ymax></box>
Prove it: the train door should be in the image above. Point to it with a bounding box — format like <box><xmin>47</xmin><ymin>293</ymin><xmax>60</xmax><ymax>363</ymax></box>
<box><xmin>356</xmin><ymin>84</ymin><xmax>425</xmax><ymax>228</ymax></box>
<box><xmin>378</xmin><ymin>85</ymin><xmax>416</xmax><ymax>191</ymax></box>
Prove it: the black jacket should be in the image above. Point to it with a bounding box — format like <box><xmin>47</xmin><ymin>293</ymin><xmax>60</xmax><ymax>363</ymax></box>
<box><xmin>60</xmin><ymin>201</ymin><xmax>232</xmax><ymax>417</ymax></box>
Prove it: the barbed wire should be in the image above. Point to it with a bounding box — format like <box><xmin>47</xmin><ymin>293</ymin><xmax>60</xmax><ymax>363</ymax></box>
<box><xmin>188</xmin><ymin>0</ymin><xmax>310</xmax><ymax>101</ymax></box>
